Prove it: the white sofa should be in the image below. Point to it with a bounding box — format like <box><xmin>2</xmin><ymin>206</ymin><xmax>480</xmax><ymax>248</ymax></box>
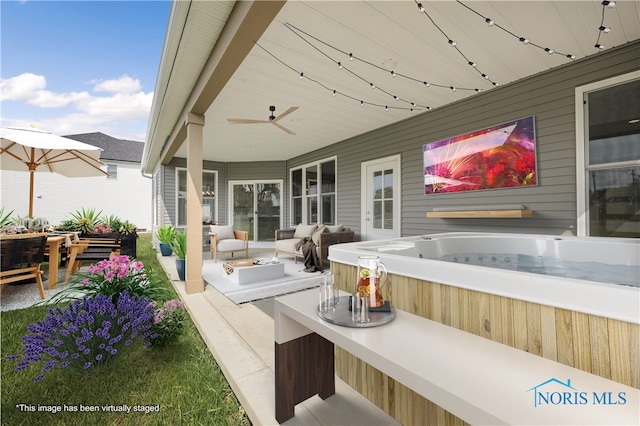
<box><xmin>274</xmin><ymin>224</ymin><xmax>355</xmax><ymax>268</ymax></box>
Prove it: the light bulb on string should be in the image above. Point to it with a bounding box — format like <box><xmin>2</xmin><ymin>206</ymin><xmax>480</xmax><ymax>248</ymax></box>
<box><xmin>599</xmin><ymin>26</ymin><xmax>611</xmax><ymax>33</ymax></box>
<box><xmin>567</xmin><ymin>54</ymin><xmax>576</xmax><ymax>60</ymax></box>
<box><xmin>332</xmin><ymin>90</ymin><xmax>336</xmax><ymax>96</ymax></box>
<box><xmin>448</xmin><ymin>39</ymin><xmax>457</xmax><ymax>47</ymax></box>
<box><xmin>544</xmin><ymin>48</ymin><xmax>554</xmax><ymax>54</ymax></box>
<box><xmin>370</xmin><ymin>82</ymin><xmax>375</xmax><ymax>89</ymax></box>
<box><xmin>338</xmin><ymin>62</ymin><xmax>343</xmax><ymax>69</ymax></box>
<box><xmin>595</xmin><ymin>43</ymin><xmax>606</xmax><ymax>49</ymax></box>
<box><xmin>423</xmin><ymin>81</ymin><xmax>430</xmax><ymax>87</ymax></box>
<box><xmin>450</xmin><ymin>86</ymin><xmax>456</xmax><ymax>92</ymax></box>
<box><xmin>602</xmin><ymin>0</ymin><xmax>615</xmax><ymax>8</ymax></box>
<box><xmin>417</xmin><ymin>2</ymin><xmax>425</xmax><ymax>13</ymax></box>
<box><xmin>468</xmin><ymin>61</ymin><xmax>477</xmax><ymax>67</ymax></box>
<box><xmin>390</xmin><ymin>71</ymin><xmax>396</xmax><ymax>77</ymax></box>
<box><xmin>349</xmin><ymin>53</ymin><xmax>354</xmax><ymax>61</ymax></box>
<box><xmin>519</xmin><ymin>37</ymin><xmax>530</xmax><ymax>44</ymax></box>
<box><xmin>360</xmin><ymin>100</ymin><xmax>364</xmax><ymax>107</ymax></box>
<box><xmin>485</xmin><ymin>18</ymin><xmax>494</xmax><ymax>26</ymax></box>
<box><xmin>299</xmin><ymin>72</ymin><xmax>304</xmax><ymax>80</ymax></box>
<box><xmin>385</xmin><ymin>106</ymin><xmax>389</xmax><ymax>111</ymax></box>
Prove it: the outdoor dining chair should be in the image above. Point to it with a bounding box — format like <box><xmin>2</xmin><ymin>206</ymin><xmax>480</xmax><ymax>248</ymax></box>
<box><xmin>0</xmin><ymin>233</ymin><xmax>48</xmax><ymax>299</ymax></box>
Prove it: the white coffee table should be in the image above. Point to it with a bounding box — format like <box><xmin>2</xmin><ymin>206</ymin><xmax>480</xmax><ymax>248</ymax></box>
<box><xmin>228</xmin><ymin>261</ymin><xmax>285</xmax><ymax>285</ymax></box>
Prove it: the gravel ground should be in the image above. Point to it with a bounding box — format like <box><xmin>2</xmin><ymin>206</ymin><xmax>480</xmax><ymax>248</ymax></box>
<box><xmin>0</xmin><ymin>268</ymin><xmax>82</xmax><ymax>312</ymax></box>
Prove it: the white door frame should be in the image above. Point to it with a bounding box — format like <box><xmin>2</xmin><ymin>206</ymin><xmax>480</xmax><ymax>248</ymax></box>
<box><xmin>360</xmin><ymin>154</ymin><xmax>402</xmax><ymax>241</ymax></box>
<box><xmin>228</xmin><ymin>179</ymin><xmax>284</xmax><ymax>241</ymax></box>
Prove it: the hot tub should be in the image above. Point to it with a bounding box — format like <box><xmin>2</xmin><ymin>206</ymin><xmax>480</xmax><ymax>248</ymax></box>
<box><xmin>329</xmin><ymin>232</ymin><xmax>639</xmax><ymax>324</ymax></box>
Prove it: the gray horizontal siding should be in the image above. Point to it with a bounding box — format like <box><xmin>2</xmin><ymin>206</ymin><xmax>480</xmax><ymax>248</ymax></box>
<box><xmin>286</xmin><ymin>40</ymin><xmax>640</xmax><ymax>238</ymax></box>
<box><xmin>161</xmin><ymin>41</ymin><xmax>639</xmax><ymax>240</ymax></box>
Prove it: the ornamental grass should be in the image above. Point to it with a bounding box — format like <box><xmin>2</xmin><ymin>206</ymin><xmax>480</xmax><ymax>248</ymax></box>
<box><xmin>1</xmin><ymin>233</ymin><xmax>250</xmax><ymax>426</ymax></box>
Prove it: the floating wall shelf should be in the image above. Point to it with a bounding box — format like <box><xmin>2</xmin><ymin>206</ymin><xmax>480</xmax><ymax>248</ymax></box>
<box><xmin>426</xmin><ymin>209</ymin><xmax>533</xmax><ymax>219</ymax></box>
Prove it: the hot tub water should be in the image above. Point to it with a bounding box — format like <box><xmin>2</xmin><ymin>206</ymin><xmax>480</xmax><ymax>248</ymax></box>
<box><xmin>432</xmin><ymin>252</ymin><xmax>639</xmax><ymax>287</ymax></box>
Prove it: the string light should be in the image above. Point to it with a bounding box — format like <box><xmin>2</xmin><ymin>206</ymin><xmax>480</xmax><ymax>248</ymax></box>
<box><xmin>283</xmin><ymin>23</ymin><xmax>430</xmax><ymax>109</ymax></box>
<box><xmin>595</xmin><ymin>1</ymin><xmax>615</xmax><ymax>50</ymax></box>
<box><xmin>284</xmin><ymin>21</ymin><xmax>485</xmax><ymax>93</ymax></box>
<box><xmin>455</xmin><ymin>1</ymin><xmax>576</xmax><ymax>60</ymax></box>
<box><xmin>414</xmin><ymin>1</ymin><xmax>498</xmax><ymax>86</ymax></box>
<box><xmin>254</xmin><ymin>42</ymin><xmax>428</xmax><ymax>113</ymax></box>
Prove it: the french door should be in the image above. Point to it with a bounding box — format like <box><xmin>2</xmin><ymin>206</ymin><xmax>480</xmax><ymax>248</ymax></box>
<box><xmin>230</xmin><ymin>180</ymin><xmax>282</xmax><ymax>242</ymax></box>
<box><xmin>361</xmin><ymin>155</ymin><xmax>401</xmax><ymax>241</ymax></box>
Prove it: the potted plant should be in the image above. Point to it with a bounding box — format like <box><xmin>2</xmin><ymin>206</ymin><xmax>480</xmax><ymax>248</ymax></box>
<box><xmin>170</xmin><ymin>230</ymin><xmax>186</xmax><ymax>281</ymax></box>
<box><xmin>155</xmin><ymin>225</ymin><xmax>176</xmax><ymax>256</ymax></box>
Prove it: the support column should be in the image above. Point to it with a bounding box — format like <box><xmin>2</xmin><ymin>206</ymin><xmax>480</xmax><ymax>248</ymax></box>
<box><xmin>185</xmin><ymin>113</ymin><xmax>205</xmax><ymax>294</ymax></box>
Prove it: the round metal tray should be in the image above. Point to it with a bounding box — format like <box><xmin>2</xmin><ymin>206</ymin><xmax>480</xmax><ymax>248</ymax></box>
<box><xmin>317</xmin><ymin>296</ymin><xmax>396</xmax><ymax>328</ymax></box>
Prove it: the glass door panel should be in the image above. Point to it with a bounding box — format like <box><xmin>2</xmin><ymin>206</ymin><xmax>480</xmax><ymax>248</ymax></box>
<box><xmin>232</xmin><ymin>181</ymin><xmax>282</xmax><ymax>242</ymax></box>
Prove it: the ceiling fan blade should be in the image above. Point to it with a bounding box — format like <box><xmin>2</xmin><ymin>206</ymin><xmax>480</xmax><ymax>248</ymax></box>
<box><xmin>272</xmin><ymin>106</ymin><xmax>299</xmax><ymax>122</ymax></box>
<box><xmin>227</xmin><ymin>118</ymin><xmax>271</xmax><ymax>124</ymax></box>
<box><xmin>273</xmin><ymin>122</ymin><xmax>296</xmax><ymax>135</ymax></box>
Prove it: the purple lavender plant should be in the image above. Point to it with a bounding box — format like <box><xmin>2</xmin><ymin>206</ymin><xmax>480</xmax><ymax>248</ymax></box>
<box><xmin>6</xmin><ymin>292</ymin><xmax>157</xmax><ymax>383</ymax></box>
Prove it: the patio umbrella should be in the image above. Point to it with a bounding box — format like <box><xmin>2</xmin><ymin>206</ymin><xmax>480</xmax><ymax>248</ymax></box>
<box><xmin>0</xmin><ymin>127</ymin><xmax>108</xmax><ymax>218</ymax></box>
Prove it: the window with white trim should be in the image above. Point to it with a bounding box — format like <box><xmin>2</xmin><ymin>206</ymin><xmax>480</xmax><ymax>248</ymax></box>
<box><xmin>176</xmin><ymin>168</ymin><xmax>217</xmax><ymax>226</ymax></box>
<box><xmin>577</xmin><ymin>73</ymin><xmax>640</xmax><ymax>237</ymax></box>
<box><xmin>290</xmin><ymin>157</ymin><xmax>336</xmax><ymax>226</ymax></box>
<box><xmin>106</xmin><ymin>164</ymin><xmax>117</xmax><ymax>179</ymax></box>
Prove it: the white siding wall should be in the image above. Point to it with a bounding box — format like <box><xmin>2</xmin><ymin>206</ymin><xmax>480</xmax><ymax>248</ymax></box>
<box><xmin>0</xmin><ymin>161</ymin><xmax>152</xmax><ymax>230</ymax></box>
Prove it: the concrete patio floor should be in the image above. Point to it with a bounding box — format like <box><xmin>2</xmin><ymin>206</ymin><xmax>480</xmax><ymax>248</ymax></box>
<box><xmin>157</xmin><ymin>251</ymin><xmax>399</xmax><ymax>426</ymax></box>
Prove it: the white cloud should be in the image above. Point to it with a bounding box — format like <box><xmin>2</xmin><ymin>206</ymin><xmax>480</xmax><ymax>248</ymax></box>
<box><xmin>0</xmin><ymin>72</ymin><xmax>153</xmax><ymax>138</ymax></box>
<box><xmin>93</xmin><ymin>76</ymin><xmax>142</xmax><ymax>94</ymax></box>
<box><xmin>77</xmin><ymin>91</ymin><xmax>153</xmax><ymax>118</ymax></box>
<box><xmin>0</xmin><ymin>73</ymin><xmax>46</xmax><ymax>101</ymax></box>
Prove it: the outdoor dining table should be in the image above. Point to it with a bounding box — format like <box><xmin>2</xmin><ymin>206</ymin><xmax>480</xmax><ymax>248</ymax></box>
<box><xmin>43</xmin><ymin>232</ymin><xmax>80</xmax><ymax>288</ymax></box>
<box><xmin>45</xmin><ymin>235</ymin><xmax>67</xmax><ymax>288</ymax></box>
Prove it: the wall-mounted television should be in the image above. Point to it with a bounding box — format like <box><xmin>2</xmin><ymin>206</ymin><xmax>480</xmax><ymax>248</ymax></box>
<box><xmin>424</xmin><ymin>116</ymin><xmax>537</xmax><ymax>195</ymax></box>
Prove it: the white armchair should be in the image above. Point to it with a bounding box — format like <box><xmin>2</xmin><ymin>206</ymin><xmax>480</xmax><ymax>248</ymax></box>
<box><xmin>208</xmin><ymin>225</ymin><xmax>248</xmax><ymax>263</ymax></box>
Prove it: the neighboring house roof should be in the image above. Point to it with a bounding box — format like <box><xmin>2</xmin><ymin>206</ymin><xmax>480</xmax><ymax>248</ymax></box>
<box><xmin>65</xmin><ymin>132</ymin><xmax>144</xmax><ymax>163</ymax></box>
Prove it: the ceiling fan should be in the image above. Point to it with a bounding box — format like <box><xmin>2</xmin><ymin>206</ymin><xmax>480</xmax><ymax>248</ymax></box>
<box><xmin>227</xmin><ymin>105</ymin><xmax>299</xmax><ymax>135</ymax></box>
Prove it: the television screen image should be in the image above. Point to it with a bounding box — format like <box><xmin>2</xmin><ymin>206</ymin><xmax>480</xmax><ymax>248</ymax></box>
<box><xmin>424</xmin><ymin>116</ymin><xmax>537</xmax><ymax>194</ymax></box>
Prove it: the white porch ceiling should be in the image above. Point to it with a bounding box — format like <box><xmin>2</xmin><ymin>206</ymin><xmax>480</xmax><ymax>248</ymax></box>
<box><xmin>145</xmin><ymin>0</ymin><xmax>640</xmax><ymax>171</ymax></box>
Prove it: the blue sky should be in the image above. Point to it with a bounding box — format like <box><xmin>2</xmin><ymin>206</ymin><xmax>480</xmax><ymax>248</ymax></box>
<box><xmin>1</xmin><ymin>0</ymin><xmax>171</xmax><ymax>141</ymax></box>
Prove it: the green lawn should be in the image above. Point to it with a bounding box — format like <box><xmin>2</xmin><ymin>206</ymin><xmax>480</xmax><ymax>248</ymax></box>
<box><xmin>1</xmin><ymin>233</ymin><xmax>250</xmax><ymax>426</ymax></box>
